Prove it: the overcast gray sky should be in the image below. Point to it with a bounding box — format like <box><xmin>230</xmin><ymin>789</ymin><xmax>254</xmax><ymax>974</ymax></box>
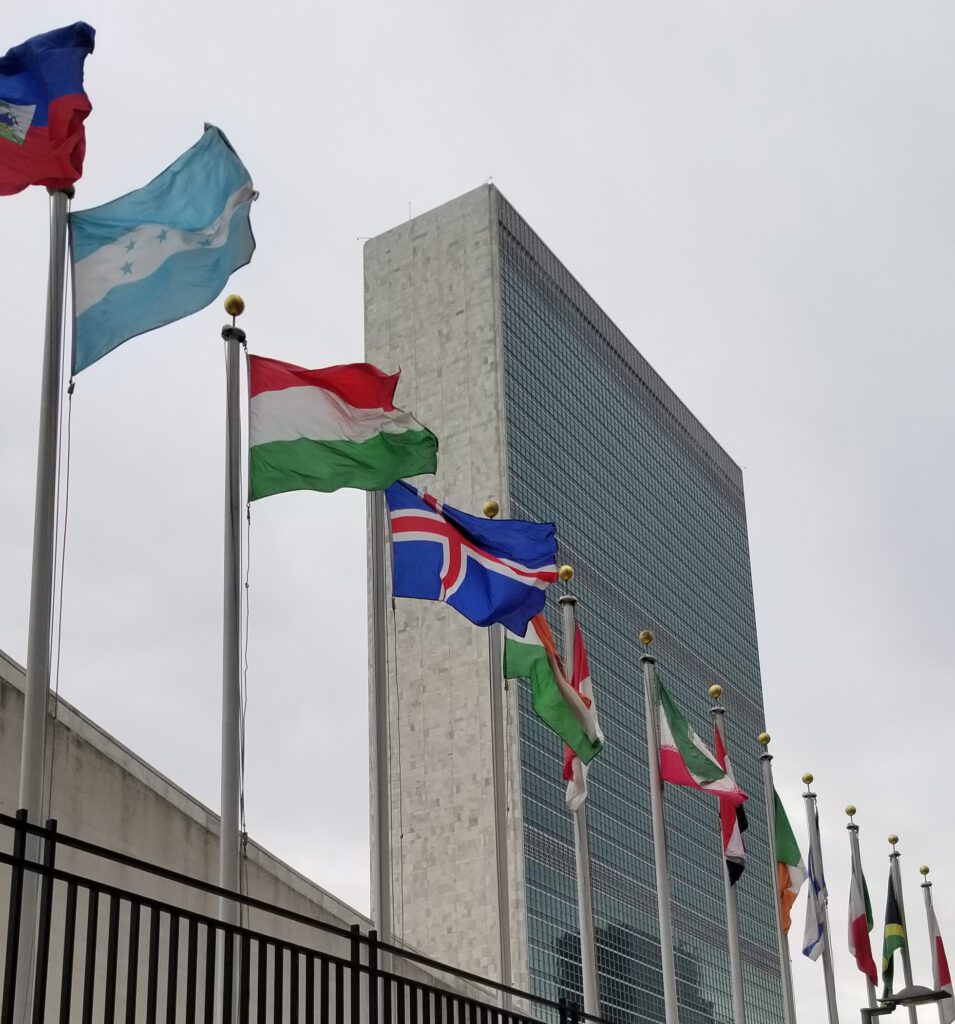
<box><xmin>3</xmin><ymin>3</ymin><xmax>954</xmax><ymax>1020</ymax></box>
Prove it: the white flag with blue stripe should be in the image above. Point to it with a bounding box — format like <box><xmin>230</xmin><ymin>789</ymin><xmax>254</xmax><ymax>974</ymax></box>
<box><xmin>70</xmin><ymin>125</ymin><xmax>256</xmax><ymax>373</ymax></box>
<box><xmin>802</xmin><ymin>845</ymin><xmax>827</xmax><ymax>961</ymax></box>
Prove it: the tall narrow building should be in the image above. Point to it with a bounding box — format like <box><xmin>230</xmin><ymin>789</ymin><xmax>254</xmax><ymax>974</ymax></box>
<box><xmin>365</xmin><ymin>186</ymin><xmax>783</xmax><ymax>1023</ymax></box>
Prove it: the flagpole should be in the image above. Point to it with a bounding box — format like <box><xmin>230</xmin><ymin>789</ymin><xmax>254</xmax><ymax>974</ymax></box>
<box><xmin>889</xmin><ymin>835</ymin><xmax>920</xmax><ymax>1024</ymax></box>
<box><xmin>639</xmin><ymin>630</ymin><xmax>679</xmax><ymax>1024</ymax></box>
<box><xmin>919</xmin><ymin>867</ymin><xmax>946</xmax><ymax>1024</ymax></box>
<box><xmin>219</xmin><ymin>298</ymin><xmax>246</xmax><ymax>931</ymax></box>
<box><xmin>560</xmin><ymin>590</ymin><xmax>599</xmax><ymax>1019</ymax></box>
<box><xmin>846</xmin><ymin>807</ymin><xmax>877</xmax><ymax>1010</ymax></box>
<box><xmin>801</xmin><ymin>774</ymin><xmax>839</xmax><ymax>1024</ymax></box>
<box><xmin>483</xmin><ymin>499</ymin><xmax>513</xmax><ymax>998</ymax></box>
<box><xmin>370</xmin><ymin>487</ymin><xmax>393</xmax><ymax>948</ymax></box>
<box><xmin>709</xmin><ymin>686</ymin><xmax>746</xmax><ymax>1024</ymax></box>
<box><xmin>757</xmin><ymin>733</ymin><xmax>798</xmax><ymax>1024</ymax></box>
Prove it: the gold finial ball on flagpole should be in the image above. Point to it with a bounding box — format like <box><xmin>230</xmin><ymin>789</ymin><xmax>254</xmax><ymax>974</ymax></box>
<box><xmin>483</xmin><ymin>499</ymin><xmax>500</xmax><ymax>519</ymax></box>
<box><xmin>224</xmin><ymin>294</ymin><xmax>245</xmax><ymax>317</ymax></box>
<box><xmin>639</xmin><ymin>629</ymin><xmax>654</xmax><ymax>646</ymax></box>
<box><xmin>757</xmin><ymin>732</ymin><xmax>771</xmax><ymax>746</ymax></box>
<box><xmin>845</xmin><ymin>804</ymin><xmax>857</xmax><ymax>817</ymax></box>
<box><xmin>888</xmin><ymin>834</ymin><xmax>899</xmax><ymax>846</ymax></box>
<box><xmin>802</xmin><ymin>772</ymin><xmax>813</xmax><ymax>785</ymax></box>
<box><xmin>920</xmin><ymin>865</ymin><xmax>930</xmax><ymax>877</ymax></box>
<box><xmin>708</xmin><ymin>684</ymin><xmax>722</xmax><ymax>699</ymax></box>
<box><xmin>558</xmin><ymin>565</ymin><xmax>574</xmax><ymax>582</ymax></box>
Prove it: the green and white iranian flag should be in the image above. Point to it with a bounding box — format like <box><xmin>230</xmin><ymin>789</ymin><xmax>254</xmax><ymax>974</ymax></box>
<box><xmin>504</xmin><ymin>614</ymin><xmax>603</xmax><ymax>763</ymax></box>
<box><xmin>657</xmin><ymin>680</ymin><xmax>747</xmax><ymax>804</ymax></box>
<box><xmin>248</xmin><ymin>356</ymin><xmax>437</xmax><ymax>499</ymax></box>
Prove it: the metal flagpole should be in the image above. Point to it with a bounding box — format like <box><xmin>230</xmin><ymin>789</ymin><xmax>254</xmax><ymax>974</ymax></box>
<box><xmin>559</xmin><ymin>589</ymin><xmax>599</xmax><ymax>1019</ymax></box>
<box><xmin>919</xmin><ymin>866</ymin><xmax>948</xmax><ymax>1024</ymax></box>
<box><xmin>757</xmin><ymin>733</ymin><xmax>798</xmax><ymax>1024</ymax></box>
<box><xmin>846</xmin><ymin>806</ymin><xmax>877</xmax><ymax>1010</ymax></box>
<box><xmin>801</xmin><ymin>773</ymin><xmax>839</xmax><ymax>1024</ymax></box>
<box><xmin>709</xmin><ymin>685</ymin><xmax>746</xmax><ymax>1024</ymax></box>
<box><xmin>889</xmin><ymin>835</ymin><xmax>919</xmax><ymax>1024</ymax></box>
<box><xmin>638</xmin><ymin>630</ymin><xmax>679</xmax><ymax>1024</ymax></box>
<box><xmin>370</xmin><ymin>487</ymin><xmax>393</xmax><ymax>948</ymax></box>
<box><xmin>15</xmin><ymin>185</ymin><xmax>71</xmax><ymax>1023</ymax></box>
<box><xmin>483</xmin><ymin>498</ymin><xmax>513</xmax><ymax>998</ymax></box>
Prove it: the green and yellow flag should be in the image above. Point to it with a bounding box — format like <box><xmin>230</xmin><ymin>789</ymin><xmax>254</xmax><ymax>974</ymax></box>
<box><xmin>882</xmin><ymin>870</ymin><xmax>906</xmax><ymax>996</ymax></box>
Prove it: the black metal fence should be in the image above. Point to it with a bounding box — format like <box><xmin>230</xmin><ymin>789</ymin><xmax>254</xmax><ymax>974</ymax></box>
<box><xmin>0</xmin><ymin>811</ymin><xmax>593</xmax><ymax>1024</ymax></box>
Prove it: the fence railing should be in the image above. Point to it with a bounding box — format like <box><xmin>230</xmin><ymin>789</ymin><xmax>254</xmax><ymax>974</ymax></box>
<box><xmin>0</xmin><ymin>810</ymin><xmax>596</xmax><ymax>1024</ymax></box>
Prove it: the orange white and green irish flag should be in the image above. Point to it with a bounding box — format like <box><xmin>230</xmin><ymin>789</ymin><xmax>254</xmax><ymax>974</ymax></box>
<box><xmin>248</xmin><ymin>356</ymin><xmax>437</xmax><ymax>500</ymax></box>
<box><xmin>774</xmin><ymin>790</ymin><xmax>807</xmax><ymax>933</ymax></box>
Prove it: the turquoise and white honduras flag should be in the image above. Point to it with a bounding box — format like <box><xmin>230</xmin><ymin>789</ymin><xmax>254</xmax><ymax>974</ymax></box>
<box><xmin>70</xmin><ymin>125</ymin><xmax>256</xmax><ymax>373</ymax></box>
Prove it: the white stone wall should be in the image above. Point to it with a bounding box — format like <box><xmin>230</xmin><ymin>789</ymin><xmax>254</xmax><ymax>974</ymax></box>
<box><xmin>364</xmin><ymin>186</ymin><xmax>529</xmax><ymax>987</ymax></box>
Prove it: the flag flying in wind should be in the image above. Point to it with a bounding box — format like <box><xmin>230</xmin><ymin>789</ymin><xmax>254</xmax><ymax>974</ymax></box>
<box><xmin>385</xmin><ymin>481</ymin><xmax>557</xmax><ymax>634</ymax></box>
<box><xmin>882</xmin><ymin>870</ymin><xmax>906</xmax><ymax>996</ymax></box>
<box><xmin>70</xmin><ymin>125</ymin><xmax>256</xmax><ymax>373</ymax></box>
<box><xmin>0</xmin><ymin>23</ymin><xmax>94</xmax><ymax>195</ymax></box>
<box><xmin>248</xmin><ymin>357</ymin><xmax>437</xmax><ymax>498</ymax></box>
<box><xmin>802</xmin><ymin>845</ymin><xmax>827</xmax><ymax>961</ymax></box>
<box><xmin>504</xmin><ymin>614</ymin><xmax>603</xmax><ymax>765</ymax></box>
<box><xmin>848</xmin><ymin>856</ymin><xmax>877</xmax><ymax>985</ymax></box>
<box><xmin>713</xmin><ymin>724</ymin><xmax>748</xmax><ymax>884</ymax></box>
<box><xmin>657</xmin><ymin>681</ymin><xmax>747</xmax><ymax>804</ymax></box>
<box><xmin>774</xmin><ymin>791</ymin><xmax>807</xmax><ymax>934</ymax></box>
<box><xmin>926</xmin><ymin>898</ymin><xmax>955</xmax><ymax>1023</ymax></box>
<box><xmin>562</xmin><ymin>623</ymin><xmax>601</xmax><ymax>810</ymax></box>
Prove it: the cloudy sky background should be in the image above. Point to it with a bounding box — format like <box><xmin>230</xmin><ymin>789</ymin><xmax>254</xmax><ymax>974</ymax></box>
<box><xmin>3</xmin><ymin>3</ymin><xmax>955</xmax><ymax>1019</ymax></box>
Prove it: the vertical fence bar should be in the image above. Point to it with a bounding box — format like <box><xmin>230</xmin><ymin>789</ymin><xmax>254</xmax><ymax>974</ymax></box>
<box><xmin>221</xmin><ymin>926</ymin><xmax>234</xmax><ymax>1024</ymax></box>
<box><xmin>102</xmin><ymin>895</ymin><xmax>120</xmax><ymax>1024</ymax></box>
<box><xmin>166</xmin><ymin>912</ymin><xmax>180</xmax><ymax>1024</ymax></box>
<box><xmin>432</xmin><ymin>990</ymin><xmax>443</xmax><ymax>1024</ymax></box>
<box><xmin>305</xmin><ymin>956</ymin><xmax>315</xmax><ymax>1024</ymax></box>
<box><xmin>237</xmin><ymin>933</ymin><xmax>250</xmax><ymax>1024</ymax></box>
<box><xmin>349</xmin><ymin>926</ymin><xmax>360</xmax><ymax>1024</ymax></box>
<box><xmin>185</xmin><ymin>917</ymin><xmax>198</xmax><ymax>1024</ymax></box>
<box><xmin>30</xmin><ymin>818</ymin><xmax>58</xmax><ymax>1024</ymax></box>
<box><xmin>397</xmin><ymin>982</ymin><xmax>407</xmax><ymax>1024</ymax></box>
<box><xmin>321</xmin><ymin>959</ymin><xmax>330</xmax><ymax>1024</ymax></box>
<box><xmin>256</xmin><ymin>940</ymin><xmax>267</xmax><ymax>1023</ymax></box>
<box><xmin>409</xmin><ymin>983</ymin><xmax>419</xmax><ymax>1024</ymax></box>
<box><xmin>382</xmin><ymin>975</ymin><xmax>392</xmax><ymax>1024</ymax></box>
<box><xmin>291</xmin><ymin>949</ymin><xmax>300</xmax><ymax>1023</ymax></box>
<box><xmin>203</xmin><ymin>925</ymin><xmax>216</xmax><ymax>1024</ymax></box>
<box><xmin>1</xmin><ymin>809</ymin><xmax>29</xmax><ymax>1024</ymax></box>
<box><xmin>273</xmin><ymin>945</ymin><xmax>284</xmax><ymax>1024</ymax></box>
<box><xmin>367</xmin><ymin>932</ymin><xmax>379</xmax><ymax>1024</ymax></box>
<box><xmin>334</xmin><ymin>961</ymin><xmax>343</xmax><ymax>1024</ymax></box>
<box><xmin>126</xmin><ymin>903</ymin><xmax>141</xmax><ymax>1024</ymax></box>
<box><xmin>145</xmin><ymin>907</ymin><xmax>160</xmax><ymax>1024</ymax></box>
<box><xmin>57</xmin><ymin>882</ymin><xmax>77</xmax><ymax>1024</ymax></box>
<box><xmin>80</xmin><ymin>888</ymin><xmax>99</xmax><ymax>1024</ymax></box>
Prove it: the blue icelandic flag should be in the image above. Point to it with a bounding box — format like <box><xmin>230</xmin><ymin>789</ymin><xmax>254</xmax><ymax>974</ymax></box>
<box><xmin>70</xmin><ymin>125</ymin><xmax>256</xmax><ymax>373</ymax></box>
<box><xmin>385</xmin><ymin>480</ymin><xmax>558</xmax><ymax>635</ymax></box>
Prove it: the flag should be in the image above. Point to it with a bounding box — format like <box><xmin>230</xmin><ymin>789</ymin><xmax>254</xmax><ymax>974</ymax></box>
<box><xmin>848</xmin><ymin>857</ymin><xmax>877</xmax><ymax>985</ymax></box>
<box><xmin>0</xmin><ymin>23</ymin><xmax>94</xmax><ymax>195</ymax></box>
<box><xmin>774</xmin><ymin>791</ymin><xmax>807</xmax><ymax>934</ymax></box>
<box><xmin>70</xmin><ymin>125</ymin><xmax>256</xmax><ymax>373</ymax></box>
<box><xmin>504</xmin><ymin>614</ymin><xmax>603</xmax><ymax>764</ymax></box>
<box><xmin>882</xmin><ymin>870</ymin><xmax>906</xmax><ymax>996</ymax></box>
<box><xmin>927</xmin><ymin>899</ymin><xmax>955</xmax><ymax>1023</ymax></box>
<box><xmin>562</xmin><ymin>623</ymin><xmax>601</xmax><ymax>810</ymax></box>
<box><xmin>385</xmin><ymin>480</ymin><xmax>557</xmax><ymax>634</ymax></box>
<box><xmin>802</xmin><ymin>845</ymin><xmax>827</xmax><ymax>961</ymax></box>
<box><xmin>248</xmin><ymin>357</ymin><xmax>437</xmax><ymax>498</ymax></box>
<box><xmin>713</xmin><ymin>724</ymin><xmax>748</xmax><ymax>883</ymax></box>
<box><xmin>657</xmin><ymin>681</ymin><xmax>747</xmax><ymax>804</ymax></box>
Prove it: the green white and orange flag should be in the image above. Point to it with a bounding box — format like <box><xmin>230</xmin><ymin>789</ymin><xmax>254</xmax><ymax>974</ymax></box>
<box><xmin>248</xmin><ymin>356</ymin><xmax>437</xmax><ymax>499</ymax></box>
<box><xmin>504</xmin><ymin>614</ymin><xmax>603</xmax><ymax>764</ymax></box>
<box><xmin>774</xmin><ymin>790</ymin><xmax>807</xmax><ymax>933</ymax></box>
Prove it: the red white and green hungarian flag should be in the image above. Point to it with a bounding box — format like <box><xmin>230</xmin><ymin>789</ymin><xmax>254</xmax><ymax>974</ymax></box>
<box><xmin>927</xmin><ymin>899</ymin><xmax>955</xmax><ymax>1023</ymax></box>
<box><xmin>775</xmin><ymin>790</ymin><xmax>807</xmax><ymax>934</ymax></box>
<box><xmin>504</xmin><ymin>614</ymin><xmax>603</xmax><ymax>765</ymax></box>
<box><xmin>848</xmin><ymin>857</ymin><xmax>877</xmax><ymax>985</ymax></box>
<box><xmin>562</xmin><ymin>623</ymin><xmax>601</xmax><ymax>811</ymax></box>
<box><xmin>657</xmin><ymin>681</ymin><xmax>746</xmax><ymax>804</ymax></box>
<box><xmin>248</xmin><ymin>356</ymin><xmax>438</xmax><ymax>499</ymax></box>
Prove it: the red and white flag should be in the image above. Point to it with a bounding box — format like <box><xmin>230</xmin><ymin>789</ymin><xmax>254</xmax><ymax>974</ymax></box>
<box><xmin>848</xmin><ymin>859</ymin><xmax>877</xmax><ymax>985</ymax></box>
<box><xmin>928</xmin><ymin>900</ymin><xmax>955</xmax><ymax>1023</ymax></box>
<box><xmin>713</xmin><ymin>725</ymin><xmax>747</xmax><ymax>884</ymax></box>
<box><xmin>562</xmin><ymin>624</ymin><xmax>602</xmax><ymax>811</ymax></box>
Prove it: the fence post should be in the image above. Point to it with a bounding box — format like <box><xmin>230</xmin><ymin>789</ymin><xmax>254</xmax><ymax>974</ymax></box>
<box><xmin>30</xmin><ymin>818</ymin><xmax>57</xmax><ymax>1024</ymax></box>
<box><xmin>558</xmin><ymin>997</ymin><xmax>568</xmax><ymax>1024</ymax></box>
<box><xmin>350</xmin><ymin>924</ymin><xmax>362</xmax><ymax>1024</ymax></box>
<box><xmin>1</xmin><ymin>809</ymin><xmax>29</xmax><ymax>1024</ymax></box>
<box><xmin>368</xmin><ymin>930</ymin><xmax>379</xmax><ymax>1024</ymax></box>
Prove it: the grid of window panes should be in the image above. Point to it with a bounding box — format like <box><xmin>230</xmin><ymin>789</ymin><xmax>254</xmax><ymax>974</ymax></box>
<box><xmin>496</xmin><ymin>194</ymin><xmax>784</xmax><ymax>1024</ymax></box>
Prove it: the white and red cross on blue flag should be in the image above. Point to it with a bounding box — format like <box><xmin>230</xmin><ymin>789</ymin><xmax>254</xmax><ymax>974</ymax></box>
<box><xmin>384</xmin><ymin>480</ymin><xmax>559</xmax><ymax>635</ymax></box>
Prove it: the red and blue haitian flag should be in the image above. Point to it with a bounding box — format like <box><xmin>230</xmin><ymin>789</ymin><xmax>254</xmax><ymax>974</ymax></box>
<box><xmin>385</xmin><ymin>480</ymin><xmax>559</xmax><ymax>635</ymax></box>
<box><xmin>0</xmin><ymin>23</ymin><xmax>95</xmax><ymax>196</ymax></box>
